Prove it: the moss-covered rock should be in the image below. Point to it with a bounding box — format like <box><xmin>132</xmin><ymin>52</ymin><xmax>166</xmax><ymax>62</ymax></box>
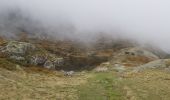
<box><xmin>4</xmin><ymin>41</ymin><xmax>35</xmax><ymax>56</ymax></box>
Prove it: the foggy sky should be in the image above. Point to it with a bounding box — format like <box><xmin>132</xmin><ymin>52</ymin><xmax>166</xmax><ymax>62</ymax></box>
<box><xmin>0</xmin><ymin>0</ymin><xmax>170</xmax><ymax>52</ymax></box>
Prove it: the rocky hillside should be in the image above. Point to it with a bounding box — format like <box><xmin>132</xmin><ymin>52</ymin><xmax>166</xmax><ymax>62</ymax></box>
<box><xmin>0</xmin><ymin>37</ymin><xmax>166</xmax><ymax>69</ymax></box>
<box><xmin>1</xmin><ymin>37</ymin><xmax>170</xmax><ymax>100</ymax></box>
<box><xmin>0</xmin><ymin>36</ymin><xmax>137</xmax><ymax>71</ymax></box>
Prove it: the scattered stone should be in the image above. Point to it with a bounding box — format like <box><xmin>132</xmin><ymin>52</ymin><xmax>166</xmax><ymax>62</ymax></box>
<box><xmin>99</xmin><ymin>62</ymin><xmax>110</xmax><ymax>67</ymax></box>
<box><xmin>112</xmin><ymin>64</ymin><xmax>126</xmax><ymax>72</ymax></box>
<box><xmin>44</xmin><ymin>60</ymin><xmax>55</xmax><ymax>69</ymax></box>
<box><xmin>95</xmin><ymin>67</ymin><xmax>108</xmax><ymax>72</ymax></box>
<box><xmin>63</xmin><ymin>71</ymin><xmax>75</xmax><ymax>76</ymax></box>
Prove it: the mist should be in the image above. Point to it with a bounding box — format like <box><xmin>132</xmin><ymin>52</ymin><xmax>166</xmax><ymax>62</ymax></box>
<box><xmin>0</xmin><ymin>0</ymin><xmax>170</xmax><ymax>52</ymax></box>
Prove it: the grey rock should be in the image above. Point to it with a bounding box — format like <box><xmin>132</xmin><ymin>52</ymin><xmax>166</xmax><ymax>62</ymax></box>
<box><xmin>44</xmin><ymin>60</ymin><xmax>55</xmax><ymax>69</ymax></box>
<box><xmin>30</xmin><ymin>55</ymin><xmax>47</xmax><ymax>65</ymax></box>
<box><xmin>63</xmin><ymin>71</ymin><xmax>75</xmax><ymax>76</ymax></box>
<box><xmin>112</xmin><ymin>64</ymin><xmax>126</xmax><ymax>72</ymax></box>
<box><xmin>29</xmin><ymin>53</ymin><xmax>64</xmax><ymax>70</ymax></box>
<box><xmin>10</xmin><ymin>56</ymin><xmax>25</xmax><ymax>61</ymax></box>
<box><xmin>99</xmin><ymin>62</ymin><xmax>110</xmax><ymax>67</ymax></box>
<box><xmin>53</xmin><ymin>58</ymin><xmax>64</xmax><ymax>66</ymax></box>
<box><xmin>95</xmin><ymin>67</ymin><xmax>108</xmax><ymax>72</ymax></box>
<box><xmin>0</xmin><ymin>41</ymin><xmax>65</xmax><ymax>70</ymax></box>
<box><xmin>43</xmin><ymin>57</ymin><xmax>64</xmax><ymax>69</ymax></box>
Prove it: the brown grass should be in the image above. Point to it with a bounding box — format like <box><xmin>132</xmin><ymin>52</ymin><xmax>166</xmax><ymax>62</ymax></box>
<box><xmin>165</xmin><ymin>60</ymin><xmax>170</xmax><ymax>67</ymax></box>
<box><xmin>121</xmin><ymin>69</ymin><xmax>170</xmax><ymax>100</ymax></box>
<box><xmin>126</xmin><ymin>56</ymin><xmax>153</xmax><ymax>64</ymax></box>
<box><xmin>0</xmin><ymin>58</ymin><xmax>17</xmax><ymax>70</ymax></box>
<box><xmin>24</xmin><ymin>66</ymin><xmax>57</xmax><ymax>75</ymax></box>
<box><xmin>0</xmin><ymin>66</ymin><xmax>91</xmax><ymax>100</ymax></box>
<box><xmin>123</xmin><ymin>63</ymin><xmax>135</xmax><ymax>67</ymax></box>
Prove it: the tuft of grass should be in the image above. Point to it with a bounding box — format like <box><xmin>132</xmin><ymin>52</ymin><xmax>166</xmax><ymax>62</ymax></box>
<box><xmin>165</xmin><ymin>59</ymin><xmax>170</xmax><ymax>67</ymax></box>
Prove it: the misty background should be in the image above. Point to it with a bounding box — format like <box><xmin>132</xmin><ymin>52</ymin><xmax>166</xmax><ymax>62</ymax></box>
<box><xmin>0</xmin><ymin>0</ymin><xmax>170</xmax><ymax>52</ymax></box>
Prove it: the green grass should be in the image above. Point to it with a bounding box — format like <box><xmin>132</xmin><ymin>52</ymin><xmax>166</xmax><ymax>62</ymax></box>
<box><xmin>77</xmin><ymin>72</ymin><xmax>124</xmax><ymax>100</ymax></box>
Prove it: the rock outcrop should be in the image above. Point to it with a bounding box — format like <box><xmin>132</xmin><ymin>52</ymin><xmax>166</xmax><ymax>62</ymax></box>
<box><xmin>0</xmin><ymin>41</ymin><xmax>64</xmax><ymax>70</ymax></box>
<box><xmin>0</xmin><ymin>40</ymin><xmax>163</xmax><ymax>71</ymax></box>
<box><xmin>4</xmin><ymin>41</ymin><xmax>35</xmax><ymax>56</ymax></box>
<box><xmin>110</xmin><ymin>47</ymin><xmax>159</xmax><ymax>67</ymax></box>
<box><xmin>133</xmin><ymin>59</ymin><xmax>170</xmax><ymax>72</ymax></box>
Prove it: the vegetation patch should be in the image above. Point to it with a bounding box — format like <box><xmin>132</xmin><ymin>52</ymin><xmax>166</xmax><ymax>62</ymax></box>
<box><xmin>77</xmin><ymin>72</ymin><xmax>124</xmax><ymax>100</ymax></box>
<box><xmin>0</xmin><ymin>58</ymin><xmax>17</xmax><ymax>70</ymax></box>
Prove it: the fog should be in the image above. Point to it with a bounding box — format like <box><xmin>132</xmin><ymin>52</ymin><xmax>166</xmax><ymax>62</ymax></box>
<box><xmin>0</xmin><ymin>0</ymin><xmax>170</xmax><ymax>52</ymax></box>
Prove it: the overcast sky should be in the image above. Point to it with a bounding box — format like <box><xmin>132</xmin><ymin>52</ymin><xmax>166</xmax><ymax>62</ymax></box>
<box><xmin>0</xmin><ymin>0</ymin><xmax>170</xmax><ymax>52</ymax></box>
